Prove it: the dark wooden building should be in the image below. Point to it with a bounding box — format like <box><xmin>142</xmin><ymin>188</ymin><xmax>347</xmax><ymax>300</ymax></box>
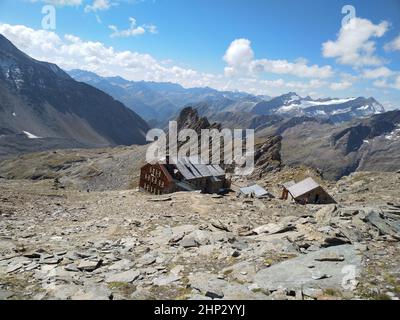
<box><xmin>139</xmin><ymin>157</ymin><xmax>230</xmax><ymax>195</ymax></box>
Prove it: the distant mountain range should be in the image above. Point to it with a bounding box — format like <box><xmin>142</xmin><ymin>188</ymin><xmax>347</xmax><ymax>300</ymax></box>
<box><xmin>252</xmin><ymin>92</ymin><xmax>385</xmax><ymax>123</ymax></box>
<box><xmin>0</xmin><ymin>34</ymin><xmax>149</xmax><ymax>157</ymax></box>
<box><xmin>70</xmin><ymin>69</ymin><xmax>387</xmax><ymax>127</ymax></box>
<box><xmin>69</xmin><ymin>69</ymin><xmax>268</xmax><ymax>125</ymax></box>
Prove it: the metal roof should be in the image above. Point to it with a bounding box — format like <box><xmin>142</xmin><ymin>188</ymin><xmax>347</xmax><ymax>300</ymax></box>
<box><xmin>287</xmin><ymin>177</ymin><xmax>320</xmax><ymax>199</ymax></box>
<box><xmin>176</xmin><ymin>156</ymin><xmax>225</xmax><ymax>180</ymax></box>
<box><xmin>282</xmin><ymin>180</ymin><xmax>296</xmax><ymax>189</ymax></box>
<box><xmin>176</xmin><ymin>180</ymin><xmax>196</xmax><ymax>191</ymax></box>
<box><xmin>239</xmin><ymin>184</ymin><xmax>270</xmax><ymax>198</ymax></box>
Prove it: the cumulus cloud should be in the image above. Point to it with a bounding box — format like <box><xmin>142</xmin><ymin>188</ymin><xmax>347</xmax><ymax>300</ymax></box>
<box><xmin>0</xmin><ymin>24</ymin><xmax>335</xmax><ymax>96</ymax></box>
<box><xmin>223</xmin><ymin>39</ymin><xmax>254</xmax><ymax>75</ymax></box>
<box><xmin>362</xmin><ymin>66</ymin><xmax>394</xmax><ymax>79</ymax></box>
<box><xmin>3</xmin><ymin>22</ymin><xmax>396</xmax><ymax>98</ymax></box>
<box><xmin>0</xmin><ymin>23</ymin><xmax>220</xmax><ymax>89</ymax></box>
<box><xmin>250</xmin><ymin>59</ymin><xmax>333</xmax><ymax>79</ymax></box>
<box><xmin>30</xmin><ymin>0</ymin><xmax>82</xmax><ymax>6</ymax></box>
<box><xmin>85</xmin><ymin>0</ymin><xmax>113</xmax><ymax>12</ymax></box>
<box><xmin>330</xmin><ymin>81</ymin><xmax>353</xmax><ymax>91</ymax></box>
<box><xmin>384</xmin><ymin>34</ymin><xmax>400</xmax><ymax>52</ymax></box>
<box><xmin>373</xmin><ymin>76</ymin><xmax>400</xmax><ymax>90</ymax></box>
<box><xmin>224</xmin><ymin>38</ymin><xmax>333</xmax><ymax>79</ymax></box>
<box><xmin>275</xmin><ymin>79</ymin><xmax>326</xmax><ymax>90</ymax></box>
<box><xmin>109</xmin><ymin>18</ymin><xmax>157</xmax><ymax>38</ymax></box>
<box><xmin>322</xmin><ymin>18</ymin><xmax>389</xmax><ymax>67</ymax></box>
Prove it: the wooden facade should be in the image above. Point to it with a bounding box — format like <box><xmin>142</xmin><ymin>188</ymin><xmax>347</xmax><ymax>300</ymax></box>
<box><xmin>139</xmin><ymin>163</ymin><xmax>174</xmax><ymax>195</ymax></box>
<box><xmin>139</xmin><ymin>158</ymin><xmax>230</xmax><ymax>195</ymax></box>
<box><xmin>292</xmin><ymin>186</ymin><xmax>336</xmax><ymax>204</ymax></box>
<box><xmin>281</xmin><ymin>181</ymin><xmax>295</xmax><ymax>200</ymax></box>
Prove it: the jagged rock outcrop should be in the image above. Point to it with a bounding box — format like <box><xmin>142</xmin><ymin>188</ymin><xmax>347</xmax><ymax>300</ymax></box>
<box><xmin>176</xmin><ymin>106</ymin><xmax>221</xmax><ymax>133</ymax></box>
<box><xmin>249</xmin><ymin>135</ymin><xmax>282</xmax><ymax>179</ymax></box>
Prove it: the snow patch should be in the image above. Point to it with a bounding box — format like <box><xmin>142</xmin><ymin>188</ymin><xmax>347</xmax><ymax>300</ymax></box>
<box><xmin>23</xmin><ymin>131</ymin><xmax>41</xmax><ymax>139</ymax></box>
<box><xmin>278</xmin><ymin>104</ymin><xmax>300</xmax><ymax>112</ymax></box>
<box><xmin>286</xmin><ymin>94</ymin><xmax>301</xmax><ymax>104</ymax></box>
<box><xmin>385</xmin><ymin>125</ymin><xmax>400</xmax><ymax>141</ymax></box>
<box><xmin>331</xmin><ymin>107</ymin><xmax>352</xmax><ymax>115</ymax></box>
<box><xmin>280</xmin><ymin>97</ymin><xmax>357</xmax><ymax>112</ymax></box>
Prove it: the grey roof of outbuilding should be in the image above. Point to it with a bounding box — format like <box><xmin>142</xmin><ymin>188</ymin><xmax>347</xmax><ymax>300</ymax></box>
<box><xmin>287</xmin><ymin>177</ymin><xmax>320</xmax><ymax>199</ymax></box>
<box><xmin>175</xmin><ymin>156</ymin><xmax>225</xmax><ymax>180</ymax></box>
<box><xmin>239</xmin><ymin>184</ymin><xmax>270</xmax><ymax>198</ymax></box>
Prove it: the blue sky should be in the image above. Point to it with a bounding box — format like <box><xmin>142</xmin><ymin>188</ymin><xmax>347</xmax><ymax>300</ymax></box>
<box><xmin>0</xmin><ymin>0</ymin><xmax>399</xmax><ymax>109</ymax></box>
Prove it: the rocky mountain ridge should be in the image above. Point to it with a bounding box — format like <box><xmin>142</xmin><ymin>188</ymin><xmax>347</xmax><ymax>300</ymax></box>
<box><xmin>0</xmin><ymin>34</ymin><xmax>150</xmax><ymax>157</ymax></box>
<box><xmin>69</xmin><ymin>69</ymin><xmax>264</xmax><ymax>125</ymax></box>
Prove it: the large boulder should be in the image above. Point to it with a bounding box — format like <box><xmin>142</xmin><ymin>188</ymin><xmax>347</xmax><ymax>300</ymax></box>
<box><xmin>254</xmin><ymin>245</ymin><xmax>362</xmax><ymax>293</ymax></box>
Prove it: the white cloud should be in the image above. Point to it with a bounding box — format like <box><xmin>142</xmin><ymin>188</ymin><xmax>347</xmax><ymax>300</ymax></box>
<box><xmin>330</xmin><ymin>81</ymin><xmax>352</xmax><ymax>91</ymax></box>
<box><xmin>0</xmin><ymin>23</ymin><xmax>220</xmax><ymax>89</ymax></box>
<box><xmin>373</xmin><ymin>76</ymin><xmax>400</xmax><ymax>90</ymax></box>
<box><xmin>384</xmin><ymin>34</ymin><xmax>400</xmax><ymax>52</ymax></box>
<box><xmin>224</xmin><ymin>38</ymin><xmax>333</xmax><ymax>79</ymax></box>
<box><xmin>362</xmin><ymin>66</ymin><xmax>394</xmax><ymax>79</ymax></box>
<box><xmin>322</xmin><ymin>18</ymin><xmax>389</xmax><ymax>67</ymax></box>
<box><xmin>381</xmin><ymin>101</ymin><xmax>400</xmax><ymax>111</ymax></box>
<box><xmin>257</xmin><ymin>79</ymin><xmax>326</xmax><ymax>91</ymax></box>
<box><xmin>250</xmin><ymin>59</ymin><xmax>333</xmax><ymax>79</ymax></box>
<box><xmin>223</xmin><ymin>39</ymin><xmax>254</xmax><ymax>72</ymax></box>
<box><xmin>95</xmin><ymin>15</ymin><xmax>102</xmax><ymax>24</ymax></box>
<box><xmin>85</xmin><ymin>0</ymin><xmax>113</xmax><ymax>13</ymax></box>
<box><xmin>109</xmin><ymin>18</ymin><xmax>157</xmax><ymax>38</ymax></box>
<box><xmin>2</xmin><ymin>22</ymin><xmax>396</xmax><ymax>99</ymax></box>
<box><xmin>30</xmin><ymin>0</ymin><xmax>82</xmax><ymax>6</ymax></box>
<box><xmin>143</xmin><ymin>24</ymin><xmax>158</xmax><ymax>34</ymax></box>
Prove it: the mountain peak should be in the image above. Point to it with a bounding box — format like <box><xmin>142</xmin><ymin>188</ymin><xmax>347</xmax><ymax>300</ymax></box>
<box><xmin>0</xmin><ymin>33</ymin><xmax>28</xmax><ymax>58</ymax></box>
<box><xmin>0</xmin><ymin>35</ymin><xmax>149</xmax><ymax>150</ymax></box>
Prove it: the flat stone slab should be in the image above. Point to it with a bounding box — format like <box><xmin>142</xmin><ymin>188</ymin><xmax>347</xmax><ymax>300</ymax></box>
<box><xmin>77</xmin><ymin>259</ymin><xmax>103</xmax><ymax>272</ymax></box>
<box><xmin>152</xmin><ymin>273</ymin><xmax>181</xmax><ymax>286</ymax></box>
<box><xmin>188</xmin><ymin>272</ymin><xmax>269</xmax><ymax>300</ymax></box>
<box><xmin>253</xmin><ymin>223</ymin><xmax>295</xmax><ymax>235</ymax></box>
<box><xmin>0</xmin><ymin>289</ymin><xmax>14</xmax><ymax>300</ymax></box>
<box><xmin>105</xmin><ymin>269</ymin><xmax>140</xmax><ymax>283</ymax></box>
<box><xmin>254</xmin><ymin>245</ymin><xmax>362</xmax><ymax>292</ymax></box>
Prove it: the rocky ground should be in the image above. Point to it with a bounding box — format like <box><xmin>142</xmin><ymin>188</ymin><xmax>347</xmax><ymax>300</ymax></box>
<box><xmin>0</xmin><ymin>152</ymin><xmax>399</xmax><ymax>300</ymax></box>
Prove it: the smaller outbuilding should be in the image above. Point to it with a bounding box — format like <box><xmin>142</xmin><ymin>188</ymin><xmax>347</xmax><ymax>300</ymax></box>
<box><xmin>238</xmin><ymin>184</ymin><xmax>274</xmax><ymax>199</ymax></box>
<box><xmin>284</xmin><ymin>177</ymin><xmax>336</xmax><ymax>204</ymax></box>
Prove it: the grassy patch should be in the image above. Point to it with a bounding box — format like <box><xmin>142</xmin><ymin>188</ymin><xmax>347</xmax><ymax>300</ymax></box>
<box><xmin>107</xmin><ymin>282</ymin><xmax>135</xmax><ymax>296</ymax></box>
<box><xmin>323</xmin><ymin>288</ymin><xmax>342</xmax><ymax>297</ymax></box>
